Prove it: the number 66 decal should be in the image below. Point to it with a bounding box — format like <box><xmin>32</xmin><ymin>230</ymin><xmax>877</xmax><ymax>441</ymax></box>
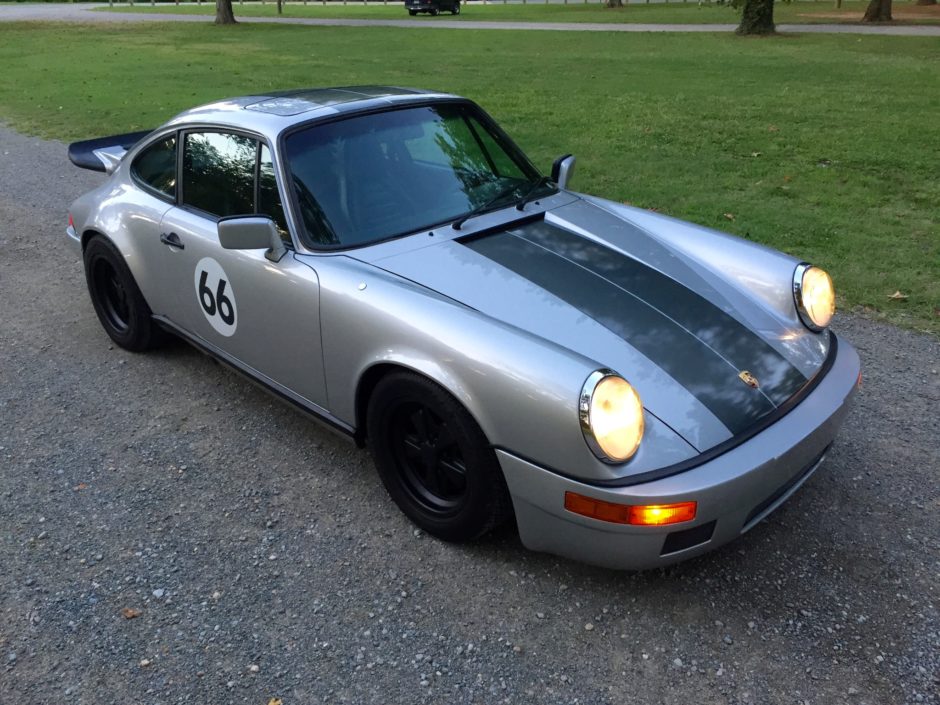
<box><xmin>194</xmin><ymin>257</ymin><xmax>237</xmax><ymax>336</ymax></box>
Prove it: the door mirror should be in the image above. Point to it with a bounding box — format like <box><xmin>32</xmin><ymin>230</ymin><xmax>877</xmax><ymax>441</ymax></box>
<box><xmin>218</xmin><ymin>216</ymin><xmax>287</xmax><ymax>263</ymax></box>
<box><xmin>551</xmin><ymin>154</ymin><xmax>576</xmax><ymax>190</ymax></box>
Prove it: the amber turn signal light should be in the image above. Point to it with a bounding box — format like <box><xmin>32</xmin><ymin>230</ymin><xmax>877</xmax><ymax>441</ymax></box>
<box><xmin>564</xmin><ymin>492</ymin><xmax>697</xmax><ymax>526</ymax></box>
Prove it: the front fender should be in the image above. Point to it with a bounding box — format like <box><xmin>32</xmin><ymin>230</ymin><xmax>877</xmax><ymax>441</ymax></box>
<box><xmin>310</xmin><ymin>255</ymin><xmax>698</xmax><ymax>484</ymax></box>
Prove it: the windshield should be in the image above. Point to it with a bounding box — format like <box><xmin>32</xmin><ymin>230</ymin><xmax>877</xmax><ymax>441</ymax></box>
<box><xmin>282</xmin><ymin>103</ymin><xmax>549</xmax><ymax>248</ymax></box>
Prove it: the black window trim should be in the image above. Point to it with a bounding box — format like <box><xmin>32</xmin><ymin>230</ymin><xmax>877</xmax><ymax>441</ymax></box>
<box><xmin>276</xmin><ymin>97</ymin><xmax>543</xmax><ymax>253</ymax></box>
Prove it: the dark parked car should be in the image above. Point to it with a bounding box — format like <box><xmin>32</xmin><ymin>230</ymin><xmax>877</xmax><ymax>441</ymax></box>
<box><xmin>405</xmin><ymin>0</ymin><xmax>460</xmax><ymax>15</ymax></box>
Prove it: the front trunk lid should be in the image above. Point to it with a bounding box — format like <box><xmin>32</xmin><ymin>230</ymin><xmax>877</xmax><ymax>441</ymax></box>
<box><xmin>365</xmin><ymin>204</ymin><xmax>829</xmax><ymax>453</ymax></box>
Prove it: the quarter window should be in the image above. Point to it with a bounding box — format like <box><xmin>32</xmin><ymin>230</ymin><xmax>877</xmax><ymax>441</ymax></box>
<box><xmin>182</xmin><ymin>132</ymin><xmax>257</xmax><ymax>218</ymax></box>
<box><xmin>131</xmin><ymin>136</ymin><xmax>177</xmax><ymax>199</ymax></box>
<box><xmin>259</xmin><ymin>145</ymin><xmax>289</xmax><ymax>243</ymax></box>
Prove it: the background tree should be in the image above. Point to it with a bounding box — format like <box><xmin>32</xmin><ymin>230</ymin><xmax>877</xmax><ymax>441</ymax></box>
<box><xmin>862</xmin><ymin>0</ymin><xmax>892</xmax><ymax>20</ymax></box>
<box><xmin>277</xmin><ymin>0</ymin><xmax>284</xmax><ymax>14</ymax></box>
<box><xmin>215</xmin><ymin>0</ymin><xmax>237</xmax><ymax>24</ymax></box>
<box><xmin>734</xmin><ymin>0</ymin><xmax>775</xmax><ymax>34</ymax></box>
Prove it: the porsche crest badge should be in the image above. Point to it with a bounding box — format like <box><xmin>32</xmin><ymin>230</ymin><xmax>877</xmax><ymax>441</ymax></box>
<box><xmin>738</xmin><ymin>370</ymin><xmax>760</xmax><ymax>389</ymax></box>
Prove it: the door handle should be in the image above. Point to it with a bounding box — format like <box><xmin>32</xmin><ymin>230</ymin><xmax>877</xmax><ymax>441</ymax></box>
<box><xmin>160</xmin><ymin>231</ymin><xmax>184</xmax><ymax>250</ymax></box>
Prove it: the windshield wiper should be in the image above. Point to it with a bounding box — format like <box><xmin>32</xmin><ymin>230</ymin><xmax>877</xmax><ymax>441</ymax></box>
<box><xmin>452</xmin><ymin>181</ymin><xmax>525</xmax><ymax>231</ymax></box>
<box><xmin>514</xmin><ymin>175</ymin><xmax>554</xmax><ymax>211</ymax></box>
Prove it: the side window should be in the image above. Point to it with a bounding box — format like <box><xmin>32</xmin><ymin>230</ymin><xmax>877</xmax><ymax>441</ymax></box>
<box><xmin>131</xmin><ymin>136</ymin><xmax>177</xmax><ymax>199</ymax></box>
<box><xmin>258</xmin><ymin>145</ymin><xmax>290</xmax><ymax>244</ymax></box>
<box><xmin>182</xmin><ymin>132</ymin><xmax>256</xmax><ymax>218</ymax></box>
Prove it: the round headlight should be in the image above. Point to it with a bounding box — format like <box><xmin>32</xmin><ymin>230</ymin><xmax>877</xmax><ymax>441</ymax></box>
<box><xmin>793</xmin><ymin>263</ymin><xmax>835</xmax><ymax>331</ymax></box>
<box><xmin>579</xmin><ymin>370</ymin><xmax>645</xmax><ymax>463</ymax></box>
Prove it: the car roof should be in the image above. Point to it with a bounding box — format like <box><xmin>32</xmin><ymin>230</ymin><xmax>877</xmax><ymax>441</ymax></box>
<box><xmin>164</xmin><ymin>86</ymin><xmax>459</xmax><ymax>138</ymax></box>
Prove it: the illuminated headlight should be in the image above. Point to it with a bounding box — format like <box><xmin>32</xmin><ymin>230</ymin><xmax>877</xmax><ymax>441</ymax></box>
<box><xmin>793</xmin><ymin>263</ymin><xmax>836</xmax><ymax>331</ymax></box>
<box><xmin>579</xmin><ymin>370</ymin><xmax>645</xmax><ymax>463</ymax></box>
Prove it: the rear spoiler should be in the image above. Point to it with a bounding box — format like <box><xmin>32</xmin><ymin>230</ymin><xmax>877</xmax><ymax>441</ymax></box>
<box><xmin>67</xmin><ymin>130</ymin><xmax>152</xmax><ymax>174</ymax></box>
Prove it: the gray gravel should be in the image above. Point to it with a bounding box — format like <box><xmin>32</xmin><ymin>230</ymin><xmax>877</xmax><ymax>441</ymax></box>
<box><xmin>1</xmin><ymin>2</ymin><xmax>939</xmax><ymax>36</ymax></box>
<box><xmin>0</xmin><ymin>125</ymin><xmax>938</xmax><ymax>704</ymax></box>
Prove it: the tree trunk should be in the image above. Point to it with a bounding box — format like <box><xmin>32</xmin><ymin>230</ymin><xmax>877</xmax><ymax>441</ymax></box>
<box><xmin>277</xmin><ymin>0</ymin><xmax>283</xmax><ymax>13</ymax></box>
<box><xmin>606</xmin><ymin>0</ymin><xmax>623</xmax><ymax>6</ymax></box>
<box><xmin>862</xmin><ymin>0</ymin><xmax>892</xmax><ymax>21</ymax></box>
<box><xmin>215</xmin><ymin>0</ymin><xmax>237</xmax><ymax>23</ymax></box>
<box><xmin>736</xmin><ymin>0</ymin><xmax>775</xmax><ymax>34</ymax></box>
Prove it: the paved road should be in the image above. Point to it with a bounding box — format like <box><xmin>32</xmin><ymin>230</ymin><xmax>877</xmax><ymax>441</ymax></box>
<box><xmin>1</xmin><ymin>1</ymin><xmax>939</xmax><ymax>34</ymax></box>
<box><xmin>0</xmin><ymin>125</ymin><xmax>938</xmax><ymax>704</ymax></box>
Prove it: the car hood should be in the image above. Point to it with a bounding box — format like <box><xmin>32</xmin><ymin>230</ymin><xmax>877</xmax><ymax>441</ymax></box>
<box><xmin>363</xmin><ymin>197</ymin><xmax>831</xmax><ymax>453</ymax></box>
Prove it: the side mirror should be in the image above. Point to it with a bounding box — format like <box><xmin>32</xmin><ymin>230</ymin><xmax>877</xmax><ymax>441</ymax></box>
<box><xmin>218</xmin><ymin>216</ymin><xmax>287</xmax><ymax>263</ymax></box>
<box><xmin>551</xmin><ymin>154</ymin><xmax>576</xmax><ymax>190</ymax></box>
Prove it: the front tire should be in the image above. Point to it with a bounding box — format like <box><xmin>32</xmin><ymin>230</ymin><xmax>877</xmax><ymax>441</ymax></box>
<box><xmin>408</xmin><ymin>9</ymin><xmax>417</xmax><ymax>14</ymax></box>
<box><xmin>83</xmin><ymin>236</ymin><xmax>164</xmax><ymax>352</ymax></box>
<box><xmin>367</xmin><ymin>372</ymin><xmax>512</xmax><ymax>542</ymax></box>
<box><xmin>430</xmin><ymin>7</ymin><xmax>439</xmax><ymax>15</ymax></box>
<box><xmin>452</xmin><ymin>2</ymin><xmax>460</xmax><ymax>13</ymax></box>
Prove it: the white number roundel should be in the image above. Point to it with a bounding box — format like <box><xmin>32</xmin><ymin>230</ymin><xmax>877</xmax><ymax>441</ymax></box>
<box><xmin>194</xmin><ymin>257</ymin><xmax>237</xmax><ymax>337</ymax></box>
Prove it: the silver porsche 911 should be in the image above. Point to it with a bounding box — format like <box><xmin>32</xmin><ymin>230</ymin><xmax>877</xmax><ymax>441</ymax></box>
<box><xmin>66</xmin><ymin>86</ymin><xmax>860</xmax><ymax>569</ymax></box>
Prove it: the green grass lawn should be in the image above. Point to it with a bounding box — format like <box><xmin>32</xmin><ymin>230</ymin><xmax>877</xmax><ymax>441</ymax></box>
<box><xmin>95</xmin><ymin>0</ymin><xmax>940</xmax><ymax>25</ymax></box>
<box><xmin>0</xmin><ymin>21</ymin><xmax>937</xmax><ymax>333</ymax></box>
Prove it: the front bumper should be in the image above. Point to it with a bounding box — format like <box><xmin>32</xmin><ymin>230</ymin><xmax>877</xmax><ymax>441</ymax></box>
<box><xmin>499</xmin><ymin>334</ymin><xmax>860</xmax><ymax>570</ymax></box>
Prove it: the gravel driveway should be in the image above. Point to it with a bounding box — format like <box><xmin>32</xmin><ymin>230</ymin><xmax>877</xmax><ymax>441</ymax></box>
<box><xmin>0</xmin><ymin>125</ymin><xmax>937</xmax><ymax>705</ymax></box>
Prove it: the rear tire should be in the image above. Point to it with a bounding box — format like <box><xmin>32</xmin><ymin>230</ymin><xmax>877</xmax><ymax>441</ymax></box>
<box><xmin>452</xmin><ymin>2</ymin><xmax>460</xmax><ymax>13</ymax></box>
<box><xmin>408</xmin><ymin>9</ymin><xmax>417</xmax><ymax>14</ymax></box>
<box><xmin>83</xmin><ymin>235</ymin><xmax>164</xmax><ymax>352</ymax></box>
<box><xmin>367</xmin><ymin>371</ymin><xmax>512</xmax><ymax>542</ymax></box>
<box><xmin>430</xmin><ymin>7</ymin><xmax>439</xmax><ymax>15</ymax></box>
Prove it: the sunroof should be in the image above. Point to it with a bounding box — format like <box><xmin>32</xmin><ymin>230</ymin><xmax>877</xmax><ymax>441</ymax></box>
<box><xmin>245</xmin><ymin>87</ymin><xmax>423</xmax><ymax>116</ymax></box>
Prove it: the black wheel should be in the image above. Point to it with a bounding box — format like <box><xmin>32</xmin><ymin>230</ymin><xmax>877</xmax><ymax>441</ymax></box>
<box><xmin>408</xmin><ymin>9</ymin><xmax>417</xmax><ymax>14</ymax></box>
<box><xmin>367</xmin><ymin>372</ymin><xmax>512</xmax><ymax>542</ymax></box>
<box><xmin>429</xmin><ymin>7</ymin><xmax>439</xmax><ymax>15</ymax></box>
<box><xmin>83</xmin><ymin>236</ymin><xmax>164</xmax><ymax>352</ymax></box>
<box><xmin>452</xmin><ymin>2</ymin><xmax>459</xmax><ymax>13</ymax></box>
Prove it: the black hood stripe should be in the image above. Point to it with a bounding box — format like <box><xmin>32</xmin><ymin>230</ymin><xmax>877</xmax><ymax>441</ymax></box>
<box><xmin>514</xmin><ymin>221</ymin><xmax>807</xmax><ymax>406</ymax></box>
<box><xmin>463</xmin><ymin>224</ymin><xmax>805</xmax><ymax>435</ymax></box>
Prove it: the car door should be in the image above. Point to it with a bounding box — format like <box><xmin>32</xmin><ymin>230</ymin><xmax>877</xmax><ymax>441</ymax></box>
<box><xmin>157</xmin><ymin>129</ymin><xmax>328</xmax><ymax>409</ymax></box>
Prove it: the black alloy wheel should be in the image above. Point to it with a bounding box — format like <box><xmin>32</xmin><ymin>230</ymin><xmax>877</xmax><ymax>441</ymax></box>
<box><xmin>83</xmin><ymin>235</ymin><xmax>165</xmax><ymax>351</ymax></box>
<box><xmin>91</xmin><ymin>257</ymin><xmax>131</xmax><ymax>334</ymax></box>
<box><xmin>367</xmin><ymin>371</ymin><xmax>512</xmax><ymax>542</ymax></box>
<box><xmin>391</xmin><ymin>402</ymin><xmax>468</xmax><ymax>515</ymax></box>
